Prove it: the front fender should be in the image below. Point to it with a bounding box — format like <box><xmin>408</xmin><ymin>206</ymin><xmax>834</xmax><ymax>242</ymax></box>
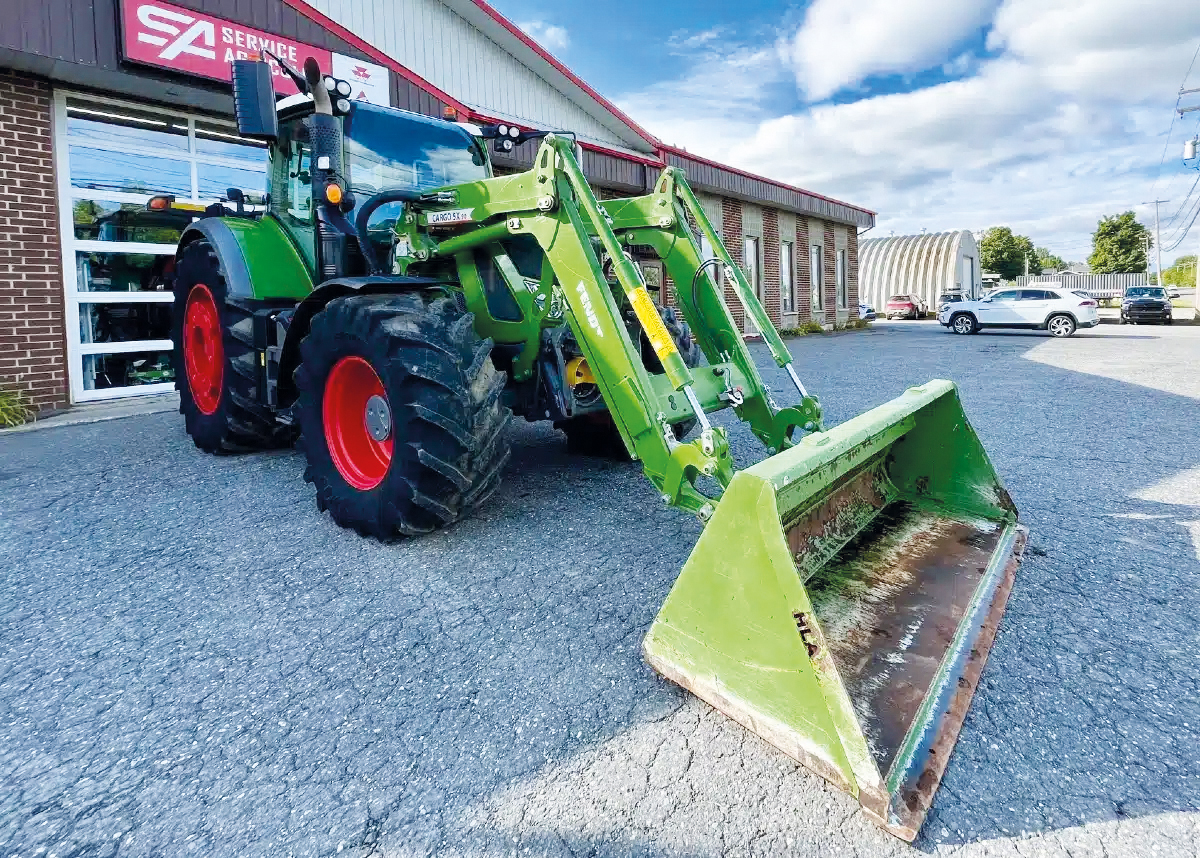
<box><xmin>178</xmin><ymin>215</ymin><xmax>314</xmax><ymax>301</ymax></box>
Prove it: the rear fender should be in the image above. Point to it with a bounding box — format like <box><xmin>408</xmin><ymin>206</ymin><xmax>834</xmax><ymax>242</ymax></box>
<box><xmin>177</xmin><ymin>216</ymin><xmax>314</xmax><ymax>301</ymax></box>
<box><xmin>277</xmin><ymin>275</ymin><xmax>446</xmax><ymax>407</ymax></box>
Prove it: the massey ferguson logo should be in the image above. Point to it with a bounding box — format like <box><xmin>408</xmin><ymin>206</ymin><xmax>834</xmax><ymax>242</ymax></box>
<box><xmin>136</xmin><ymin>4</ymin><xmax>215</xmax><ymax>61</ymax></box>
<box><xmin>352</xmin><ymin>66</ymin><xmax>371</xmax><ymax>80</ymax></box>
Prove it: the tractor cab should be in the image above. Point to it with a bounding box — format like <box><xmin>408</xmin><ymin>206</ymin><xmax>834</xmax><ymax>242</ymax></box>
<box><xmin>265</xmin><ymin>94</ymin><xmax>491</xmax><ymax>277</ymax></box>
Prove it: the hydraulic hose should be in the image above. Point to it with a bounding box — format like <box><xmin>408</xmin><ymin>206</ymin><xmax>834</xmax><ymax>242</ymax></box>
<box><xmin>354</xmin><ymin>189</ymin><xmax>423</xmax><ymax>275</ymax></box>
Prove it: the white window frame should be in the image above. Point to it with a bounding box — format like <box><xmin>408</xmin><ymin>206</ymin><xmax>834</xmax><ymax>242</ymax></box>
<box><xmin>53</xmin><ymin>91</ymin><xmax>267</xmax><ymax>403</ymax></box>
<box><xmin>743</xmin><ymin>236</ymin><xmax>761</xmax><ymax>334</ymax></box>
<box><xmin>836</xmin><ymin>247</ymin><xmax>848</xmax><ymax>309</ymax></box>
<box><xmin>780</xmin><ymin>241</ymin><xmax>794</xmax><ymax>313</ymax></box>
<box><xmin>810</xmin><ymin>243</ymin><xmax>824</xmax><ymax>312</ymax></box>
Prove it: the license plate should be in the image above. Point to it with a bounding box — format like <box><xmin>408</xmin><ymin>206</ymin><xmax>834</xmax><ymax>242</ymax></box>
<box><xmin>426</xmin><ymin>208</ymin><xmax>474</xmax><ymax>226</ymax></box>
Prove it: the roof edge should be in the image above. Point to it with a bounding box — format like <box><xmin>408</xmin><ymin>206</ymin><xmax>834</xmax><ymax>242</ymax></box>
<box><xmin>464</xmin><ymin>0</ymin><xmax>662</xmax><ymax>152</ymax></box>
<box><xmin>284</xmin><ymin>0</ymin><xmax>470</xmax><ymax>114</ymax></box>
<box><xmin>661</xmin><ymin>145</ymin><xmax>876</xmax><ymax>218</ymax></box>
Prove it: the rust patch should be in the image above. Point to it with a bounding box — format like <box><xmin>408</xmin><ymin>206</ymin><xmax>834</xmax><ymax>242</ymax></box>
<box><xmin>805</xmin><ymin>502</ymin><xmax>1003</xmax><ymax>776</ymax></box>
<box><xmin>786</xmin><ymin>466</ymin><xmax>890</xmax><ymax>581</ymax></box>
<box><xmin>882</xmin><ymin>526</ymin><xmax>1028</xmax><ymax>841</ymax></box>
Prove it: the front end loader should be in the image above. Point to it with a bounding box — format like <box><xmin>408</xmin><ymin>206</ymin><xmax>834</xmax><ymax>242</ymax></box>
<box><xmin>166</xmin><ymin>55</ymin><xmax>1026</xmax><ymax>839</ymax></box>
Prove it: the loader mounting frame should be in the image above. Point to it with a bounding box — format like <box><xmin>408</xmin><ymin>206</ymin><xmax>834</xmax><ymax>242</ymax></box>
<box><xmin>396</xmin><ymin>136</ymin><xmax>822</xmax><ymax>517</ymax></box>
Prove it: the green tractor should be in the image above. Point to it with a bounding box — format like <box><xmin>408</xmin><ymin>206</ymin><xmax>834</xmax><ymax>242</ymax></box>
<box><xmin>168</xmin><ymin>55</ymin><xmax>1027</xmax><ymax>840</ymax></box>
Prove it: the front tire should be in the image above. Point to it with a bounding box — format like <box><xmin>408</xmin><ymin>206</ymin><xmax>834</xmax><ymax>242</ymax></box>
<box><xmin>171</xmin><ymin>241</ymin><xmax>295</xmax><ymax>453</ymax></box>
<box><xmin>1047</xmin><ymin>314</ymin><xmax>1076</xmax><ymax>338</ymax></box>
<box><xmin>950</xmin><ymin>313</ymin><xmax>977</xmax><ymax>335</ymax></box>
<box><xmin>295</xmin><ymin>292</ymin><xmax>511</xmax><ymax>539</ymax></box>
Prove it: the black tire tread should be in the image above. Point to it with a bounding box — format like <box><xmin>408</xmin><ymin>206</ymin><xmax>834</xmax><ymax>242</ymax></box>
<box><xmin>172</xmin><ymin>241</ymin><xmax>295</xmax><ymax>454</ymax></box>
<box><xmin>295</xmin><ymin>292</ymin><xmax>512</xmax><ymax>539</ymax></box>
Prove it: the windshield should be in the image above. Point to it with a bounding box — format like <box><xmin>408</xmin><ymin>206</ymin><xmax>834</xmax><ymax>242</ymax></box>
<box><xmin>344</xmin><ymin>103</ymin><xmax>488</xmax><ymax>198</ymax></box>
<box><xmin>1125</xmin><ymin>287</ymin><xmax>1166</xmax><ymax>298</ymax></box>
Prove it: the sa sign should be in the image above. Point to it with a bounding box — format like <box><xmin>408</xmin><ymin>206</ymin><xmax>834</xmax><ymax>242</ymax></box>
<box><xmin>122</xmin><ymin>0</ymin><xmax>332</xmax><ymax>94</ymax></box>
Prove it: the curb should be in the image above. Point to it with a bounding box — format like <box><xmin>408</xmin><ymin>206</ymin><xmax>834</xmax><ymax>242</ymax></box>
<box><xmin>0</xmin><ymin>393</ymin><xmax>179</xmax><ymax>436</ymax></box>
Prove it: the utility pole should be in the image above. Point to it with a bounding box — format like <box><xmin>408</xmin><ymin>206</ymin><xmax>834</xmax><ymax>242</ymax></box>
<box><xmin>1140</xmin><ymin>200</ymin><xmax>1168</xmax><ymax>284</ymax></box>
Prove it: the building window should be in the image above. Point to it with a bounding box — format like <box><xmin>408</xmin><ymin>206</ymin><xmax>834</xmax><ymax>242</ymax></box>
<box><xmin>810</xmin><ymin>243</ymin><xmax>823</xmax><ymax>311</ymax></box>
<box><xmin>781</xmin><ymin>242</ymin><xmax>794</xmax><ymax>313</ymax></box>
<box><xmin>744</xmin><ymin>237</ymin><xmax>760</xmax><ymax>333</ymax></box>
<box><xmin>836</xmin><ymin>248</ymin><xmax>848</xmax><ymax>309</ymax></box>
<box><xmin>54</xmin><ymin>92</ymin><xmax>268</xmax><ymax>402</ymax></box>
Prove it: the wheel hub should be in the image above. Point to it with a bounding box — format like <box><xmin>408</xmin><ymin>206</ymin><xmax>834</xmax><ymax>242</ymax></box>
<box><xmin>323</xmin><ymin>356</ymin><xmax>393</xmax><ymax>491</ymax></box>
<box><xmin>183</xmin><ymin>284</ymin><xmax>224</xmax><ymax>415</ymax></box>
<box><xmin>365</xmin><ymin>394</ymin><xmax>392</xmax><ymax>441</ymax></box>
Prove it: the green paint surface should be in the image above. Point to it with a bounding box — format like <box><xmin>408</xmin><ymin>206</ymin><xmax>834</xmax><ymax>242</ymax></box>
<box><xmin>644</xmin><ymin>381</ymin><xmax>1021</xmax><ymax>816</ymax></box>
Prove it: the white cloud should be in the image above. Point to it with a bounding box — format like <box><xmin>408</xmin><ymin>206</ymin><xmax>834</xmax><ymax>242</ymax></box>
<box><xmin>617</xmin><ymin>0</ymin><xmax>1200</xmax><ymax>264</ymax></box>
<box><xmin>518</xmin><ymin>20</ymin><xmax>570</xmax><ymax>54</ymax></box>
<box><xmin>787</xmin><ymin>0</ymin><xmax>998</xmax><ymax>100</ymax></box>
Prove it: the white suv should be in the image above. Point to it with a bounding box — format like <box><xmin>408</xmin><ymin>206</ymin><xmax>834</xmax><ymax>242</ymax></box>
<box><xmin>937</xmin><ymin>286</ymin><xmax>1099</xmax><ymax>337</ymax></box>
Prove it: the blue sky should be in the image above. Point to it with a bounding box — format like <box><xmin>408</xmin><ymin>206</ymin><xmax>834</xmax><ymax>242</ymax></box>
<box><xmin>495</xmin><ymin>0</ymin><xmax>1200</xmax><ymax>268</ymax></box>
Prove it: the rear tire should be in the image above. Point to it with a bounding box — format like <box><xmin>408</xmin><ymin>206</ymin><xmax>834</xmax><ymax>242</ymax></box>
<box><xmin>560</xmin><ymin>305</ymin><xmax>703</xmax><ymax>458</ymax></box>
<box><xmin>1047</xmin><ymin>314</ymin><xmax>1076</xmax><ymax>338</ymax></box>
<box><xmin>295</xmin><ymin>292</ymin><xmax>511</xmax><ymax>539</ymax></box>
<box><xmin>172</xmin><ymin>240</ymin><xmax>295</xmax><ymax>454</ymax></box>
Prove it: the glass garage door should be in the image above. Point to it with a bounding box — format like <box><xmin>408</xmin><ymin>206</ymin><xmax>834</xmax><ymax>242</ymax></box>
<box><xmin>52</xmin><ymin>93</ymin><xmax>268</xmax><ymax>402</ymax></box>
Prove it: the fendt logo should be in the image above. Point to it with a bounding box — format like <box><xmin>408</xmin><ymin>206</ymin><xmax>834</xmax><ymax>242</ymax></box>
<box><xmin>136</xmin><ymin>4</ymin><xmax>215</xmax><ymax>61</ymax></box>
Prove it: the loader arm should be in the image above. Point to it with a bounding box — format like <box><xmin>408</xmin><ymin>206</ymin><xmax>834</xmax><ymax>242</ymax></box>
<box><xmin>410</xmin><ymin>136</ymin><xmax>819</xmax><ymax>517</ymax></box>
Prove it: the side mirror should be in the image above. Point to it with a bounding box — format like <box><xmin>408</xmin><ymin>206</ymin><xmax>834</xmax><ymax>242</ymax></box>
<box><xmin>231</xmin><ymin>59</ymin><xmax>278</xmax><ymax>142</ymax></box>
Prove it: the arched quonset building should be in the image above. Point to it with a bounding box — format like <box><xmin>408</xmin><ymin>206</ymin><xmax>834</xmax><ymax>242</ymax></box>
<box><xmin>859</xmin><ymin>231</ymin><xmax>981</xmax><ymax>312</ymax></box>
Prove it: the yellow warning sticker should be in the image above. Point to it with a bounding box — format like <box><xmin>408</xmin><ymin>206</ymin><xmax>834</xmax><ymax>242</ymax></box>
<box><xmin>629</xmin><ymin>286</ymin><xmax>677</xmax><ymax>362</ymax></box>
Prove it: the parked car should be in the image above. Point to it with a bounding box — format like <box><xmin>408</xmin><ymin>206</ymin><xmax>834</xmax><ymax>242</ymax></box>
<box><xmin>885</xmin><ymin>294</ymin><xmax>927</xmax><ymax>319</ymax></box>
<box><xmin>937</xmin><ymin>287</ymin><xmax>1099</xmax><ymax>337</ymax></box>
<box><xmin>1121</xmin><ymin>286</ymin><xmax>1173</xmax><ymax>325</ymax></box>
<box><xmin>937</xmin><ymin>293</ymin><xmax>966</xmax><ymax>311</ymax></box>
<box><xmin>858</xmin><ymin>303</ymin><xmax>877</xmax><ymax>321</ymax></box>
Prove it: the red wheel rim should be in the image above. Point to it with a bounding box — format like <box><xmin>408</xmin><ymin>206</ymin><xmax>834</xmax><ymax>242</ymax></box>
<box><xmin>183</xmin><ymin>284</ymin><xmax>224</xmax><ymax>415</ymax></box>
<box><xmin>323</xmin><ymin>356</ymin><xmax>393</xmax><ymax>490</ymax></box>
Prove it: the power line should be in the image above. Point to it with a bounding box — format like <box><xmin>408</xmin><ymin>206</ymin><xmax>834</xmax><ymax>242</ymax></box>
<box><xmin>1151</xmin><ymin>38</ymin><xmax>1200</xmax><ymax>194</ymax></box>
<box><xmin>1162</xmin><ymin>194</ymin><xmax>1200</xmax><ymax>247</ymax></box>
<box><xmin>1162</xmin><ymin>172</ymin><xmax>1200</xmax><ymax>230</ymax></box>
<box><xmin>1164</xmin><ymin>205</ymin><xmax>1200</xmax><ymax>252</ymax></box>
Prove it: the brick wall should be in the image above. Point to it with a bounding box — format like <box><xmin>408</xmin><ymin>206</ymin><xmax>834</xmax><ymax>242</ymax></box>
<box><xmin>721</xmin><ymin>197</ymin><xmax>744</xmax><ymax>330</ymax></box>
<box><xmin>847</xmin><ymin>228</ymin><xmax>859</xmax><ymax>313</ymax></box>
<box><xmin>823</xmin><ymin>222</ymin><xmax>836</xmax><ymax>323</ymax></box>
<box><xmin>761</xmin><ymin>208</ymin><xmax>780</xmax><ymax>328</ymax></box>
<box><xmin>796</xmin><ymin>219</ymin><xmax>811</xmax><ymax>322</ymax></box>
<box><xmin>0</xmin><ymin>71</ymin><xmax>67</xmax><ymax>414</ymax></box>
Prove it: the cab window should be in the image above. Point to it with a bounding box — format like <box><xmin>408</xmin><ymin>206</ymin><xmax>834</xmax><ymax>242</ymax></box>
<box><xmin>269</xmin><ymin>119</ymin><xmax>316</xmax><ymax>269</ymax></box>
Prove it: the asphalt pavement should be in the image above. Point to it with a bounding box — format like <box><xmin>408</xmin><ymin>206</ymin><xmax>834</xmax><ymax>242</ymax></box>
<box><xmin>2</xmin><ymin>320</ymin><xmax>1199</xmax><ymax>857</ymax></box>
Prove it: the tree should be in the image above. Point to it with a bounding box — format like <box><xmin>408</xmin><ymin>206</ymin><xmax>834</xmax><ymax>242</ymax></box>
<box><xmin>980</xmin><ymin>226</ymin><xmax>1041</xmax><ymax>281</ymax></box>
<box><xmin>1088</xmin><ymin>212</ymin><xmax>1150</xmax><ymax>274</ymax></box>
<box><xmin>1035</xmin><ymin>246</ymin><xmax>1067</xmax><ymax>271</ymax></box>
<box><xmin>1161</xmin><ymin>255</ymin><xmax>1196</xmax><ymax>288</ymax></box>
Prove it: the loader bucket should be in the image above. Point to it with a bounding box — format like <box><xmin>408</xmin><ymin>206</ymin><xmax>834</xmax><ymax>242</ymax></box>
<box><xmin>643</xmin><ymin>380</ymin><xmax>1026</xmax><ymax>841</ymax></box>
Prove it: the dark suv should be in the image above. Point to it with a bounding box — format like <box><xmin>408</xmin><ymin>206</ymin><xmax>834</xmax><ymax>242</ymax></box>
<box><xmin>1121</xmin><ymin>286</ymin><xmax>1173</xmax><ymax>325</ymax></box>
